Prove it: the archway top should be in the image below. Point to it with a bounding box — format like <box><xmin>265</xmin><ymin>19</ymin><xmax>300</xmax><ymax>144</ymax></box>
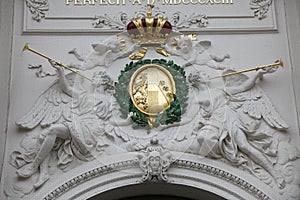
<box><xmin>26</xmin><ymin>152</ymin><xmax>280</xmax><ymax>200</ymax></box>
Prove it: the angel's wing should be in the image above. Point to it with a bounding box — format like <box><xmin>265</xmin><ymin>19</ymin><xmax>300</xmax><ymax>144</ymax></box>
<box><xmin>229</xmin><ymin>86</ymin><xmax>289</xmax><ymax>130</ymax></box>
<box><xmin>16</xmin><ymin>74</ymin><xmax>79</xmax><ymax>129</ymax></box>
<box><xmin>195</xmin><ymin>40</ymin><xmax>211</xmax><ymax>51</ymax></box>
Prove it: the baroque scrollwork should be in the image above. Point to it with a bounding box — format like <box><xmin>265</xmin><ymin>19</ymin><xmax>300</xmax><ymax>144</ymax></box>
<box><xmin>28</xmin><ymin>64</ymin><xmax>56</xmax><ymax>78</ymax></box>
<box><xmin>92</xmin><ymin>7</ymin><xmax>208</xmax><ymax>31</ymax></box>
<box><xmin>25</xmin><ymin>0</ymin><xmax>49</xmax><ymax>22</ymax></box>
<box><xmin>93</xmin><ymin>12</ymin><xmax>129</xmax><ymax>30</ymax></box>
<box><xmin>92</xmin><ymin>6</ymin><xmax>167</xmax><ymax>30</ymax></box>
<box><xmin>250</xmin><ymin>0</ymin><xmax>273</xmax><ymax>20</ymax></box>
<box><xmin>170</xmin><ymin>12</ymin><xmax>208</xmax><ymax>29</ymax></box>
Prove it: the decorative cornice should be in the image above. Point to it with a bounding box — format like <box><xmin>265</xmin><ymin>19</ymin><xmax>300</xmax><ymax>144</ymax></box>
<box><xmin>25</xmin><ymin>0</ymin><xmax>49</xmax><ymax>22</ymax></box>
<box><xmin>43</xmin><ymin>160</ymin><xmax>139</xmax><ymax>200</ymax></box>
<box><xmin>173</xmin><ymin>160</ymin><xmax>271</xmax><ymax>200</ymax></box>
<box><xmin>43</xmin><ymin>158</ymin><xmax>271</xmax><ymax>200</ymax></box>
<box><xmin>23</xmin><ymin>2</ymin><xmax>278</xmax><ymax>33</ymax></box>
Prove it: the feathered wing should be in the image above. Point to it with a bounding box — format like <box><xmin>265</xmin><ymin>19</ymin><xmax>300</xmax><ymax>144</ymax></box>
<box><xmin>16</xmin><ymin>74</ymin><xmax>78</xmax><ymax>129</ymax></box>
<box><xmin>195</xmin><ymin>40</ymin><xmax>211</xmax><ymax>51</ymax></box>
<box><xmin>229</xmin><ymin>86</ymin><xmax>289</xmax><ymax>130</ymax></box>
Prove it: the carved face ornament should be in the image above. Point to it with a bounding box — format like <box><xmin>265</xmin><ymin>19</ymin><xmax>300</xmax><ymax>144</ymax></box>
<box><xmin>149</xmin><ymin>154</ymin><xmax>161</xmax><ymax>171</ymax></box>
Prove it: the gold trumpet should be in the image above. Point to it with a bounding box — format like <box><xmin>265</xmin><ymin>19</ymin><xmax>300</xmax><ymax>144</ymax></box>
<box><xmin>23</xmin><ymin>43</ymin><xmax>92</xmax><ymax>82</ymax></box>
<box><xmin>209</xmin><ymin>59</ymin><xmax>284</xmax><ymax>80</ymax></box>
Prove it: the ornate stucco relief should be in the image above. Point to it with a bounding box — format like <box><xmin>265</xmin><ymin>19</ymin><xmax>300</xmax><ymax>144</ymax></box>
<box><xmin>5</xmin><ymin>30</ymin><xmax>300</xmax><ymax>200</ymax></box>
<box><xmin>23</xmin><ymin>1</ymin><xmax>277</xmax><ymax>33</ymax></box>
<box><xmin>250</xmin><ymin>0</ymin><xmax>273</xmax><ymax>20</ymax></box>
<box><xmin>25</xmin><ymin>0</ymin><xmax>49</xmax><ymax>22</ymax></box>
<box><xmin>92</xmin><ymin>8</ymin><xmax>209</xmax><ymax>30</ymax></box>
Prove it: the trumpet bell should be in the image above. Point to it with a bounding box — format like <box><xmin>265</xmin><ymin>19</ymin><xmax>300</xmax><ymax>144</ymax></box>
<box><xmin>23</xmin><ymin>43</ymin><xmax>29</xmax><ymax>51</ymax></box>
<box><xmin>276</xmin><ymin>59</ymin><xmax>284</xmax><ymax>68</ymax></box>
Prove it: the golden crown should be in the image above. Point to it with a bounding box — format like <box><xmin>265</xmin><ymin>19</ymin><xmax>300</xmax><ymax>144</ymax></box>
<box><xmin>127</xmin><ymin>5</ymin><xmax>172</xmax><ymax>45</ymax></box>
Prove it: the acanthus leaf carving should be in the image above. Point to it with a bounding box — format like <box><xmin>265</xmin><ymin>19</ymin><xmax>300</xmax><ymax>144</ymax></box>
<box><xmin>28</xmin><ymin>64</ymin><xmax>56</xmax><ymax>78</ymax></box>
<box><xmin>250</xmin><ymin>0</ymin><xmax>273</xmax><ymax>20</ymax></box>
<box><xmin>171</xmin><ymin>12</ymin><xmax>208</xmax><ymax>29</ymax></box>
<box><xmin>93</xmin><ymin>13</ymin><xmax>129</xmax><ymax>30</ymax></box>
<box><xmin>92</xmin><ymin>6</ymin><xmax>167</xmax><ymax>30</ymax></box>
<box><xmin>92</xmin><ymin>6</ymin><xmax>208</xmax><ymax>31</ymax></box>
<box><xmin>25</xmin><ymin>0</ymin><xmax>49</xmax><ymax>22</ymax></box>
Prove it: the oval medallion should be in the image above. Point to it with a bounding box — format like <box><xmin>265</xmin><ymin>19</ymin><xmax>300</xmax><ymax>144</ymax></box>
<box><xmin>129</xmin><ymin>64</ymin><xmax>176</xmax><ymax>118</ymax></box>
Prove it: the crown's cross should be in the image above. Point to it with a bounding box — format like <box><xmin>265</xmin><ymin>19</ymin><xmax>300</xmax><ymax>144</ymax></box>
<box><xmin>147</xmin><ymin>4</ymin><xmax>154</xmax><ymax>17</ymax></box>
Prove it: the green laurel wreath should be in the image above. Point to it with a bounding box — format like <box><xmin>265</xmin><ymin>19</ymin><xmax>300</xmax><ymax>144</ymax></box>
<box><xmin>114</xmin><ymin>59</ymin><xmax>188</xmax><ymax>130</ymax></box>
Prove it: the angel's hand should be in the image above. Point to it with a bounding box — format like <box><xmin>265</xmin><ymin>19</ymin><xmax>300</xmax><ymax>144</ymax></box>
<box><xmin>126</xmin><ymin>112</ymin><xmax>134</xmax><ymax>121</ymax></box>
<box><xmin>266</xmin><ymin>66</ymin><xmax>278</xmax><ymax>73</ymax></box>
<box><xmin>49</xmin><ymin>60</ymin><xmax>63</xmax><ymax>71</ymax></box>
<box><xmin>258</xmin><ymin>66</ymin><xmax>278</xmax><ymax>76</ymax></box>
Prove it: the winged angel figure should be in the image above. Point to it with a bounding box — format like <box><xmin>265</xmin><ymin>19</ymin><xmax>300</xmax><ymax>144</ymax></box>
<box><xmin>160</xmin><ymin>65</ymin><xmax>298</xmax><ymax>189</ymax></box>
<box><xmin>11</xmin><ymin>61</ymin><xmax>130</xmax><ymax>188</ymax></box>
<box><xmin>164</xmin><ymin>36</ymin><xmax>230</xmax><ymax>69</ymax></box>
<box><xmin>68</xmin><ymin>36</ymin><xmax>135</xmax><ymax>70</ymax></box>
<box><xmin>217</xmin><ymin>67</ymin><xmax>291</xmax><ymax>188</ymax></box>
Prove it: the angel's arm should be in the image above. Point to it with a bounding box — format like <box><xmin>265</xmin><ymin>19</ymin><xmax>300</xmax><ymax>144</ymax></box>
<box><xmin>225</xmin><ymin>73</ymin><xmax>259</xmax><ymax>95</ymax></box>
<box><xmin>225</xmin><ymin>67</ymin><xmax>278</xmax><ymax>95</ymax></box>
<box><xmin>210</xmin><ymin>53</ymin><xmax>230</xmax><ymax>62</ymax></box>
<box><xmin>122</xmin><ymin>44</ymin><xmax>138</xmax><ymax>57</ymax></box>
<box><xmin>49</xmin><ymin>60</ymin><xmax>80</xmax><ymax>97</ymax></box>
<box><xmin>162</xmin><ymin>45</ymin><xmax>181</xmax><ymax>56</ymax></box>
<box><xmin>109</xmin><ymin>112</ymin><xmax>133</xmax><ymax>126</ymax></box>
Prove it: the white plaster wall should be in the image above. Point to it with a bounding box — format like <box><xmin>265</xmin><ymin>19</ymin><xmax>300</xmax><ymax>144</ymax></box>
<box><xmin>285</xmin><ymin>0</ymin><xmax>300</xmax><ymax>133</ymax></box>
<box><xmin>0</xmin><ymin>0</ymin><xmax>14</xmax><ymax>182</ymax></box>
